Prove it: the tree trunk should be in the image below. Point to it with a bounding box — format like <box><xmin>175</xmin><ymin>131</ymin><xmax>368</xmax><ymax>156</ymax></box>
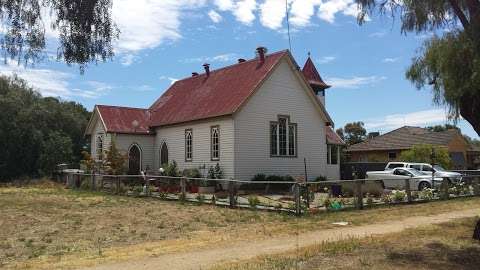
<box><xmin>474</xmin><ymin>219</ymin><xmax>480</xmax><ymax>240</ymax></box>
<box><xmin>459</xmin><ymin>91</ymin><xmax>480</xmax><ymax>137</ymax></box>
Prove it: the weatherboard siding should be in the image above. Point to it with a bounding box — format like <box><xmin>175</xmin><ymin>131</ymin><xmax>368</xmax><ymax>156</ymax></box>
<box><xmin>153</xmin><ymin>117</ymin><xmax>235</xmax><ymax>178</ymax></box>
<box><xmin>90</xmin><ymin>117</ymin><xmax>112</xmax><ymax>161</ymax></box>
<box><xmin>233</xmin><ymin>58</ymin><xmax>328</xmax><ymax>181</ymax></box>
<box><xmin>114</xmin><ymin>134</ymin><xmax>155</xmax><ymax>171</ymax></box>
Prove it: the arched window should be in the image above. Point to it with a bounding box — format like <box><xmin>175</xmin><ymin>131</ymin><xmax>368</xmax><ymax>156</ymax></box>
<box><xmin>128</xmin><ymin>144</ymin><xmax>142</xmax><ymax>175</ymax></box>
<box><xmin>211</xmin><ymin>126</ymin><xmax>220</xmax><ymax>160</ymax></box>
<box><xmin>96</xmin><ymin>134</ymin><xmax>104</xmax><ymax>161</ymax></box>
<box><xmin>160</xmin><ymin>142</ymin><xmax>169</xmax><ymax>166</ymax></box>
<box><xmin>185</xmin><ymin>129</ymin><xmax>193</xmax><ymax>161</ymax></box>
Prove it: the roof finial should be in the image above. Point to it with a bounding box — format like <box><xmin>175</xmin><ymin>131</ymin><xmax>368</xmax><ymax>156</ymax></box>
<box><xmin>307</xmin><ymin>51</ymin><xmax>311</xmax><ymax>58</ymax></box>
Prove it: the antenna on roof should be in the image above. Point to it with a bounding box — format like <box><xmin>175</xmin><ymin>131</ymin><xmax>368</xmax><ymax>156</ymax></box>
<box><xmin>285</xmin><ymin>0</ymin><xmax>292</xmax><ymax>53</ymax></box>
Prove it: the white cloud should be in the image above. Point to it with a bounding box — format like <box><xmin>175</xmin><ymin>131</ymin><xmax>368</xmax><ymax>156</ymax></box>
<box><xmin>233</xmin><ymin>0</ymin><xmax>257</xmax><ymax>25</ymax></box>
<box><xmin>0</xmin><ymin>60</ymin><xmax>111</xmax><ymax>98</ymax></box>
<box><xmin>181</xmin><ymin>53</ymin><xmax>239</xmax><ymax>63</ymax></box>
<box><xmin>317</xmin><ymin>56</ymin><xmax>336</xmax><ymax>64</ymax></box>
<box><xmin>317</xmin><ymin>0</ymin><xmax>361</xmax><ymax>24</ymax></box>
<box><xmin>112</xmin><ymin>0</ymin><xmax>207</xmax><ymax>53</ymax></box>
<box><xmin>208</xmin><ymin>10</ymin><xmax>223</xmax><ymax>23</ymax></box>
<box><xmin>259</xmin><ymin>0</ymin><xmax>286</xmax><ymax>29</ymax></box>
<box><xmin>290</xmin><ymin>0</ymin><xmax>321</xmax><ymax>28</ymax></box>
<box><xmin>364</xmin><ymin>109</ymin><xmax>450</xmax><ymax>131</ymax></box>
<box><xmin>214</xmin><ymin>0</ymin><xmax>234</xmax><ymax>11</ymax></box>
<box><xmin>120</xmin><ymin>54</ymin><xmax>140</xmax><ymax>66</ymax></box>
<box><xmin>382</xmin><ymin>57</ymin><xmax>399</xmax><ymax>63</ymax></box>
<box><xmin>326</xmin><ymin>75</ymin><xmax>386</xmax><ymax>89</ymax></box>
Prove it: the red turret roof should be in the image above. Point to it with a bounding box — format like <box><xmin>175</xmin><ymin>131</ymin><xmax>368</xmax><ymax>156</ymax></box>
<box><xmin>302</xmin><ymin>57</ymin><xmax>330</xmax><ymax>89</ymax></box>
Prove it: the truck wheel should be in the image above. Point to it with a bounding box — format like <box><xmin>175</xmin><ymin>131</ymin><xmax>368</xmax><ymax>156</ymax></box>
<box><xmin>418</xmin><ymin>181</ymin><xmax>431</xmax><ymax>191</ymax></box>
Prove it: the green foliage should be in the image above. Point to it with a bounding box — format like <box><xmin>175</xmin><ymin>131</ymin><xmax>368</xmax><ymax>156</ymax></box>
<box><xmin>399</xmin><ymin>144</ymin><xmax>452</xmax><ymax>169</ymax></box>
<box><xmin>426</xmin><ymin>124</ymin><xmax>460</xmax><ymax>133</ymax></box>
<box><xmin>207</xmin><ymin>163</ymin><xmax>223</xmax><ymax>179</ymax></box>
<box><xmin>0</xmin><ymin>1</ymin><xmax>118</xmax><ymax>71</ymax></box>
<box><xmin>355</xmin><ymin>1</ymin><xmax>480</xmax><ymax>135</ymax></box>
<box><xmin>196</xmin><ymin>194</ymin><xmax>206</xmax><ymax>205</ymax></box>
<box><xmin>38</xmin><ymin>131</ymin><xmax>73</xmax><ymax>175</ymax></box>
<box><xmin>0</xmin><ymin>76</ymin><xmax>90</xmax><ymax>181</ymax></box>
<box><xmin>103</xmin><ymin>141</ymin><xmax>127</xmax><ymax>175</ymax></box>
<box><xmin>214</xmin><ymin>163</ymin><xmax>223</xmax><ymax>179</ymax></box>
<box><xmin>163</xmin><ymin>160</ymin><xmax>179</xmax><ymax>177</ymax></box>
<box><xmin>251</xmin><ymin>174</ymin><xmax>267</xmax><ymax>181</ymax></box>
<box><xmin>315</xmin><ymin>176</ymin><xmax>327</xmax><ymax>182</ymax></box>
<box><xmin>80</xmin><ymin>151</ymin><xmax>95</xmax><ymax>173</ymax></box>
<box><xmin>338</xmin><ymin>122</ymin><xmax>367</xmax><ymax>145</ymax></box>
<box><xmin>182</xmin><ymin>168</ymin><xmax>202</xmax><ymax>178</ymax></box>
<box><xmin>248</xmin><ymin>195</ymin><xmax>260</xmax><ymax>209</ymax></box>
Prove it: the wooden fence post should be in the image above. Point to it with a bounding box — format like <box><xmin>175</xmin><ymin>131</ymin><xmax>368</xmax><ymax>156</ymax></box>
<box><xmin>294</xmin><ymin>183</ymin><xmax>301</xmax><ymax>216</ymax></box>
<box><xmin>115</xmin><ymin>176</ymin><xmax>120</xmax><ymax>194</ymax></box>
<box><xmin>228</xmin><ymin>181</ymin><xmax>236</xmax><ymax>208</ymax></box>
<box><xmin>181</xmin><ymin>177</ymin><xmax>187</xmax><ymax>199</ymax></box>
<box><xmin>405</xmin><ymin>177</ymin><xmax>412</xmax><ymax>203</ymax></box>
<box><xmin>355</xmin><ymin>180</ymin><xmax>364</xmax><ymax>210</ymax></box>
<box><xmin>91</xmin><ymin>173</ymin><xmax>96</xmax><ymax>191</ymax></box>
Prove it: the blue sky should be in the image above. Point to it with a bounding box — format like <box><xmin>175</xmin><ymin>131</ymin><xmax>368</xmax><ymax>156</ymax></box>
<box><xmin>1</xmin><ymin>0</ymin><xmax>478</xmax><ymax>139</ymax></box>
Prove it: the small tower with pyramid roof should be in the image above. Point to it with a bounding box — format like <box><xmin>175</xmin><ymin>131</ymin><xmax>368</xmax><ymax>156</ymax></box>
<box><xmin>302</xmin><ymin>53</ymin><xmax>331</xmax><ymax>106</ymax></box>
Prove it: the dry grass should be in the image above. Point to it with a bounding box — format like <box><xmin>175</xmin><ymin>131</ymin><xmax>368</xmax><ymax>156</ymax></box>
<box><xmin>1</xmin><ymin>180</ymin><xmax>480</xmax><ymax>269</ymax></box>
<box><xmin>210</xmin><ymin>217</ymin><xmax>480</xmax><ymax>270</ymax></box>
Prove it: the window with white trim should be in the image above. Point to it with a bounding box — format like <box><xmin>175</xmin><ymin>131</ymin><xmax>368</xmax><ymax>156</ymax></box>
<box><xmin>211</xmin><ymin>126</ymin><xmax>220</xmax><ymax>160</ymax></box>
<box><xmin>327</xmin><ymin>145</ymin><xmax>338</xmax><ymax>165</ymax></box>
<box><xmin>270</xmin><ymin>116</ymin><xmax>297</xmax><ymax>157</ymax></box>
<box><xmin>96</xmin><ymin>134</ymin><xmax>104</xmax><ymax>161</ymax></box>
<box><xmin>185</xmin><ymin>129</ymin><xmax>193</xmax><ymax>161</ymax></box>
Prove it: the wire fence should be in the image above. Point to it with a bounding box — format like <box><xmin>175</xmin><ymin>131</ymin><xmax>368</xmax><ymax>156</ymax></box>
<box><xmin>63</xmin><ymin>172</ymin><xmax>480</xmax><ymax>215</ymax></box>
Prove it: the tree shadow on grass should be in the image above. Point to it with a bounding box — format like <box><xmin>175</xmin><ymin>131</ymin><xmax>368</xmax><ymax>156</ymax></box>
<box><xmin>387</xmin><ymin>241</ymin><xmax>480</xmax><ymax>270</ymax></box>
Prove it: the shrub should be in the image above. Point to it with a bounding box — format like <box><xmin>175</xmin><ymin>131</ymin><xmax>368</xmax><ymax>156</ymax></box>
<box><xmin>419</xmin><ymin>188</ymin><xmax>435</xmax><ymax>201</ymax></box>
<box><xmin>391</xmin><ymin>190</ymin><xmax>406</xmax><ymax>203</ymax></box>
<box><xmin>163</xmin><ymin>160</ymin><xmax>179</xmax><ymax>177</ymax></box>
<box><xmin>248</xmin><ymin>195</ymin><xmax>260</xmax><ymax>209</ymax></box>
<box><xmin>381</xmin><ymin>193</ymin><xmax>392</xmax><ymax>204</ymax></box>
<box><xmin>315</xmin><ymin>176</ymin><xmax>327</xmax><ymax>182</ymax></box>
<box><xmin>214</xmin><ymin>163</ymin><xmax>223</xmax><ymax>179</ymax></box>
<box><xmin>182</xmin><ymin>168</ymin><xmax>202</xmax><ymax>178</ymax></box>
<box><xmin>252</xmin><ymin>174</ymin><xmax>267</xmax><ymax>181</ymax></box>
<box><xmin>196</xmin><ymin>194</ymin><xmax>205</xmax><ymax>205</ymax></box>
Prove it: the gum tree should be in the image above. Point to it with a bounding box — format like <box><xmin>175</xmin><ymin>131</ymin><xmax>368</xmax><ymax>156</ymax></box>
<box><xmin>0</xmin><ymin>0</ymin><xmax>118</xmax><ymax>71</ymax></box>
<box><xmin>355</xmin><ymin>0</ymin><xmax>480</xmax><ymax>136</ymax></box>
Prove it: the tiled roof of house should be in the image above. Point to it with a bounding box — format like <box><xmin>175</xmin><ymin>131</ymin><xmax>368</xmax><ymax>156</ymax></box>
<box><xmin>346</xmin><ymin>126</ymin><xmax>461</xmax><ymax>152</ymax></box>
<box><xmin>148</xmin><ymin>50</ymin><xmax>288</xmax><ymax>127</ymax></box>
<box><xmin>302</xmin><ymin>57</ymin><xmax>330</xmax><ymax>90</ymax></box>
<box><xmin>96</xmin><ymin>105</ymin><xmax>152</xmax><ymax>134</ymax></box>
<box><xmin>326</xmin><ymin>126</ymin><xmax>345</xmax><ymax>145</ymax></box>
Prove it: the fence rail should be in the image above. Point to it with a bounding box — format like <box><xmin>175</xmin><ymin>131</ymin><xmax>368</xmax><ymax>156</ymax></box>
<box><xmin>63</xmin><ymin>172</ymin><xmax>480</xmax><ymax>215</ymax></box>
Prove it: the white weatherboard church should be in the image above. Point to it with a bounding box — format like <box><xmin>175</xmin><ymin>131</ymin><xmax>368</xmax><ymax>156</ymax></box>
<box><xmin>85</xmin><ymin>47</ymin><xmax>345</xmax><ymax>180</ymax></box>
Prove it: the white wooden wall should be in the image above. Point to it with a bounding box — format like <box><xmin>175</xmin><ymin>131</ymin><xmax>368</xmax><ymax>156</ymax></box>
<box><xmin>153</xmin><ymin>117</ymin><xmax>235</xmax><ymax>178</ymax></box>
<box><xmin>115</xmin><ymin>134</ymin><xmax>155</xmax><ymax>171</ymax></box>
<box><xmin>233</xmin><ymin>58</ymin><xmax>328</xmax><ymax>180</ymax></box>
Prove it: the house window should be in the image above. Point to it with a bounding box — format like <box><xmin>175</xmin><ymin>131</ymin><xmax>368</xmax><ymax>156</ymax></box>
<box><xmin>388</xmin><ymin>152</ymin><xmax>397</xmax><ymax>160</ymax></box>
<box><xmin>185</xmin><ymin>129</ymin><xmax>193</xmax><ymax>161</ymax></box>
<box><xmin>327</xmin><ymin>145</ymin><xmax>339</xmax><ymax>165</ymax></box>
<box><xmin>270</xmin><ymin>116</ymin><xmax>297</xmax><ymax>157</ymax></box>
<box><xmin>211</xmin><ymin>126</ymin><xmax>220</xmax><ymax>160</ymax></box>
<box><xmin>331</xmin><ymin>145</ymin><xmax>338</xmax><ymax>165</ymax></box>
<box><xmin>96</xmin><ymin>134</ymin><xmax>104</xmax><ymax>161</ymax></box>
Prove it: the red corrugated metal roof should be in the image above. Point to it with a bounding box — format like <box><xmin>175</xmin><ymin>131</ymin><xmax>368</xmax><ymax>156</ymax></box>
<box><xmin>326</xmin><ymin>126</ymin><xmax>345</xmax><ymax>145</ymax></box>
<box><xmin>148</xmin><ymin>50</ymin><xmax>288</xmax><ymax>127</ymax></box>
<box><xmin>302</xmin><ymin>57</ymin><xmax>330</xmax><ymax>89</ymax></box>
<box><xmin>96</xmin><ymin>105</ymin><xmax>152</xmax><ymax>134</ymax></box>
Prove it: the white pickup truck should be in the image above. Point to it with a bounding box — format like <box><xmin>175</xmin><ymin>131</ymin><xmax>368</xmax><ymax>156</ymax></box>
<box><xmin>367</xmin><ymin>167</ymin><xmax>443</xmax><ymax>191</ymax></box>
<box><xmin>385</xmin><ymin>162</ymin><xmax>462</xmax><ymax>184</ymax></box>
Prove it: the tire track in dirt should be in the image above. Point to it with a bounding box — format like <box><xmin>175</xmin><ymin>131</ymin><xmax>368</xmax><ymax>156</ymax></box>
<box><xmin>81</xmin><ymin>208</ymin><xmax>480</xmax><ymax>270</ymax></box>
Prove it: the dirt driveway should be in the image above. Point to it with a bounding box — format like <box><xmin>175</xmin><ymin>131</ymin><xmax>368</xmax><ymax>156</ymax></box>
<box><xmin>81</xmin><ymin>208</ymin><xmax>479</xmax><ymax>270</ymax></box>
